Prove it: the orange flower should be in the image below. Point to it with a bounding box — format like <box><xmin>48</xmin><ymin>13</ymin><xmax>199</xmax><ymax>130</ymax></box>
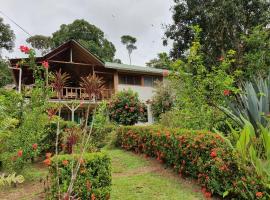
<box><xmin>43</xmin><ymin>158</ymin><xmax>51</xmax><ymax>166</ymax></box>
<box><xmin>62</xmin><ymin>160</ymin><xmax>69</xmax><ymax>166</ymax></box>
<box><xmin>91</xmin><ymin>193</ymin><xmax>96</xmax><ymax>200</ymax></box>
<box><xmin>256</xmin><ymin>192</ymin><xmax>263</xmax><ymax>198</ymax></box>
<box><xmin>46</xmin><ymin>152</ymin><xmax>52</xmax><ymax>158</ymax></box>
<box><xmin>32</xmin><ymin>143</ymin><xmax>38</xmax><ymax>150</ymax></box>
<box><xmin>223</xmin><ymin>89</ymin><xmax>231</xmax><ymax>96</ymax></box>
<box><xmin>17</xmin><ymin>150</ymin><xmax>23</xmax><ymax>157</ymax></box>
<box><xmin>210</xmin><ymin>150</ymin><xmax>217</xmax><ymax>158</ymax></box>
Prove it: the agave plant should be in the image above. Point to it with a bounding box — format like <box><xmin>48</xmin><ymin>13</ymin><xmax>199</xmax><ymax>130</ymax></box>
<box><xmin>80</xmin><ymin>74</ymin><xmax>105</xmax><ymax>101</ymax></box>
<box><xmin>51</xmin><ymin>69</ymin><xmax>70</xmax><ymax>99</ymax></box>
<box><xmin>221</xmin><ymin>74</ymin><xmax>270</xmax><ymax>132</ymax></box>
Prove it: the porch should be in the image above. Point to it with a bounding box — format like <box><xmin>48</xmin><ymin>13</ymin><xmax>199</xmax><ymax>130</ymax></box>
<box><xmin>50</xmin><ymin>86</ymin><xmax>114</xmax><ymax>101</ymax></box>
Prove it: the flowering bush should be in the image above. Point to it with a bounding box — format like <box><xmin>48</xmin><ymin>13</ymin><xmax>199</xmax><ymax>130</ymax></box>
<box><xmin>108</xmin><ymin>90</ymin><xmax>146</xmax><ymax>125</ymax></box>
<box><xmin>48</xmin><ymin>152</ymin><xmax>111</xmax><ymax>199</ymax></box>
<box><xmin>116</xmin><ymin>126</ymin><xmax>269</xmax><ymax>199</ymax></box>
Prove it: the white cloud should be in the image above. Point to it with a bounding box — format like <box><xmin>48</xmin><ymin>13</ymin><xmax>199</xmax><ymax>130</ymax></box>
<box><xmin>0</xmin><ymin>0</ymin><xmax>173</xmax><ymax>66</ymax></box>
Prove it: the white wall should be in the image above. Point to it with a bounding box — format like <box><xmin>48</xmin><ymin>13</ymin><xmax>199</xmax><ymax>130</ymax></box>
<box><xmin>118</xmin><ymin>84</ymin><xmax>155</xmax><ymax>102</ymax></box>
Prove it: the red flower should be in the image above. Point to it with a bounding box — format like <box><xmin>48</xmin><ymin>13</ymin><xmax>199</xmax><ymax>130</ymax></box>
<box><xmin>62</xmin><ymin>160</ymin><xmax>69</xmax><ymax>166</ymax></box>
<box><xmin>19</xmin><ymin>45</ymin><xmax>30</xmax><ymax>54</ymax></box>
<box><xmin>46</xmin><ymin>152</ymin><xmax>52</xmax><ymax>158</ymax></box>
<box><xmin>223</xmin><ymin>89</ymin><xmax>231</xmax><ymax>96</ymax></box>
<box><xmin>256</xmin><ymin>192</ymin><xmax>263</xmax><ymax>198</ymax></box>
<box><xmin>43</xmin><ymin>158</ymin><xmax>51</xmax><ymax>166</ymax></box>
<box><xmin>42</xmin><ymin>61</ymin><xmax>49</xmax><ymax>69</ymax></box>
<box><xmin>204</xmin><ymin>192</ymin><xmax>212</xmax><ymax>198</ymax></box>
<box><xmin>32</xmin><ymin>143</ymin><xmax>38</xmax><ymax>150</ymax></box>
<box><xmin>210</xmin><ymin>150</ymin><xmax>217</xmax><ymax>158</ymax></box>
<box><xmin>17</xmin><ymin>150</ymin><xmax>23</xmax><ymax>157</ymax></box>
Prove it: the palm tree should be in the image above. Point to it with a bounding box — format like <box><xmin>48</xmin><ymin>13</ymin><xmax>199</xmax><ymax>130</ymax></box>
<box><xmin>121</xmin><ymin>35</ymin><xmax>137</xmax><ymax>65</ymax></box>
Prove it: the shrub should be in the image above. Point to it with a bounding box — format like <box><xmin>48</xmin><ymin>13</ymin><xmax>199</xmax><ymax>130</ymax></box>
<box><xmin>48</xmin><ymin>152</ymin><xmax>111</xmax><ymax>199</ymax></box>
<box><xmin>108</xmin><ymin>90</ymin><xmax>145</xmax><ymax>125</ymax></box>
<box><xmin>150</xmin><ymin>80</ymin><xmax>175</xmax><ymax>120</ymax></box>
<box><xmin>116</xmin><ymin>126</ymin><xmax>269</xmax><ymax>199</ymax></box>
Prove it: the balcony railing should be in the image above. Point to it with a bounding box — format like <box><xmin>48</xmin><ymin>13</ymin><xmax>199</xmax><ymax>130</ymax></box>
<box><xmin>51</xmin><ymin>87</ymin><xmax>114</xmax><ymax>101</ymax></box>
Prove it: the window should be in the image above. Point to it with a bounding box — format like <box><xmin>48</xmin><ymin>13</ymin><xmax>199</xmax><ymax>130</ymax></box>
<box><xmin>143</xmin><ymin>76</ymin><xmax>162</xmax><ymax>87</ymax></box>
<box><xmin>119</xmin><ymin>74</ymin><xmax>141</xmax><ymax>85</ymax></box>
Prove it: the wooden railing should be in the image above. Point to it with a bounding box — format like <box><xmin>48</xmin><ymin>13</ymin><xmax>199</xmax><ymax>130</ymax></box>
<box><xmin>51</xmin><ymin>87</ymin><xmax>114</xmax><ymax>101</ymax></box>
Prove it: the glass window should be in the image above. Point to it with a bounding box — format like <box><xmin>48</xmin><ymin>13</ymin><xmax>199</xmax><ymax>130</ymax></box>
<box><xmin>144</xmin><ymin>76</ymin><xmax>162</xmax><ymax>87</ymax></box>
<box><xmin>119</xmin><ymin>74</ymin><xmax>141</xmax><ymax>85</ymax></box>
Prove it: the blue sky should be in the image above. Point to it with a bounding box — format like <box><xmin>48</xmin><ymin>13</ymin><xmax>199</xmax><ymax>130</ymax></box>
<box><xmin>1</xmin><ymin>0</ymin><xmax>173</xmax><ymax>66</ymax></box>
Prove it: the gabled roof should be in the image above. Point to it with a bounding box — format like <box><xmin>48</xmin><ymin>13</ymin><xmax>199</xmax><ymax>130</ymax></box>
<box><xmin>105</xmin><ymin>62</ymin><xmax>164</xmax><ymax>75</ymax></box>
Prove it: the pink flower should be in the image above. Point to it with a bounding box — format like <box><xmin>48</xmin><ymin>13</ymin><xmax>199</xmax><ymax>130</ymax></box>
<box><xmin>42</xmin><ymin>61</ymin><xmax>49</xmax><ymax>69</ymax></box>
<box><xmin>19</xmin><ymin>45</ymin><xmax>30</xmax><ymax>54</ymax></box>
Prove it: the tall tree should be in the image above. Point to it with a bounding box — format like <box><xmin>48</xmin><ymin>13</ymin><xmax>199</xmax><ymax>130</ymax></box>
<box><xmin>0</xmin><ymin>17</ymin><xmax>15</xmax><ymax>53</ymax></box>
<box><xmin>0</xmin><ymin>17</ymin><xmax>15</xmax><ymax>87</ymax></box>
<box><xmin>163</xmin><ymin>0</ymin><xmax>270</xmax><ymax>65</ymax></box>
<box><xmin>26</xmin><ymin>35</ymin><xmax>52</xmax><ymax>55</ymax></box>
<box><xmin>146</xmin><ymin>52</ymin><xmax>172</xmax><ymax>69</ymax></box>
<box><xmin>121</xmin><ymin>35</ymin><xmax>137</xmax><ymax>65</ymax></box>
<box><xmin>27</xmin><ymin>19</ymin><xmax>116</xmax><ymax>61</ymax></box>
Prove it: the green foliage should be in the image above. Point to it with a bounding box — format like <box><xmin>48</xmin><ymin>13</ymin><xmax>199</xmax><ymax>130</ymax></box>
<box><xmin>108</xmin><ymin>90</ymin><xmax>145</xmax><ymax>125</ymax></box>
<box><xmin>169</xmin><ymin>26</ymin><xmax>236</xmax><ymax>131</ymax></box>
<box><xmin>222</xmin><ymin>74</ymin><xmax>270</xmax><ymax>132</ymax></box>
<box><xmin>116</xmin><ymin>126</ymin><xmax>269</xmax><ymax>199</ymax></box>
<box><xmin>0</xmin><ymin>17</ymin><xmax>15</xmax><ymax>51</ymax></box>
<box><xmin>146</xmin><ymin>52</ymin><xmax>172</xmax><ymax>69</ymax></box>
<box><xmin>242</xmin><ymin>26</ymin><xmax>270</xmax><ymax>80</ymax></box>
<box><xmin>150</xmin><ymin>80</ymin><xmax>175</xmax><ymax>120</ymax></box>
<box><xmin>48</xmin><ymin>152</ymin><xmax>111</xmax><ymax>199</ymax></box>
<box><xmin>164</xmin><ymin>0</ymin><xmax>270</xmax><ymax>65</ymax></box>
<box><xmin>92</xmin><ymin>101</ymin><xmax>116</xmax><ymax>148</ymax></box>
<box><xmin>0</xmin><ymin>173</ymin><xmax>24</xmax><ymax>187</ymax></box>
<box><xmin>26</xmin><ymin>35</ymin><xmax>52</xmax><ymax>55</ymax></box>
<box><xmin>27</xmin><ymin>19</ymin><xmax>116</xmax><ymax>61</ymax></box>
<box><xmin>0</xmin><ymin>60</ymin><xmax>13</xmax><ymax>87</ymax></box>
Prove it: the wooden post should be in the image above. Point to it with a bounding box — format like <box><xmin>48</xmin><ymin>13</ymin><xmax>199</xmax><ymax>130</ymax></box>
<box><xmin>113</xmin><ymin>72</ymin><xmax>118</xmax><ymax>93</ymax></box>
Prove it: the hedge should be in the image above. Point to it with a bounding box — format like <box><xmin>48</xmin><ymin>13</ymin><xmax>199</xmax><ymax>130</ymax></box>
<box><xmin>116</xmin><ymin>126</ymin><xmax>268</xmax><ymax>199</ymax></box>
<box><xmin>48</xmin><ymin>152</ymin><xmax>111</xmax><ymax>200</ymax></box>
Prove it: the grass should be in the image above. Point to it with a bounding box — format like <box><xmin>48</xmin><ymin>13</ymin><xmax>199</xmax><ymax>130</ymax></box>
<box><xmin>107</xmin><ymin>148</ymin><xmax>205</xmax><ymax>200</ymax></box>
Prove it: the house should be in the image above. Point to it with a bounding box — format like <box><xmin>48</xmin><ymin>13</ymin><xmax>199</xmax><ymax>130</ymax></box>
<box><xmin>9</xmin><ymin>40</ymin><xmax>168</xmax><ymax>123</ymax></box>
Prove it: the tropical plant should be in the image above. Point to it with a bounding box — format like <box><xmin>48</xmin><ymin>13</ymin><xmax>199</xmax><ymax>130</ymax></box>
<box><xmin>108</xmin><ymin>90</ymin><xmax>145</xmax><ymax>125</ymax></box>
<box><xmin>51</xmin><ymin>69</ymin><xmax>70</xmax><ymax>99</ymax></box>
<box><xmin>146</xmin><ymin>52</ymin><xmax>172</xmax><ymax>69</ymax></box>
<box><xmin>121</xmin><ymin>35</ymin><xmax>137</xmax><ymax>65</ymax></box>
<box><xmin>80</xmin><ymin>74</ymin><xmax>105</xmax><ymax>101</ymax></box>
<box><xmin>221</xmin><ymin>74</ymin><xmax>270</xmax><ymax>132</ymax></box>
<box><xmin>0</xmin><ymin>17</ymin><xmax>15</xmax><ymax>52</ymax></box>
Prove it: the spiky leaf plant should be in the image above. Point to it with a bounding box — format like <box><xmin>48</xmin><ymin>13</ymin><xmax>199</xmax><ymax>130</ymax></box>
<box><xmin>51</xmin><ymin>69</ymin><xmax>70</xmax><ymax>99</ymax></box>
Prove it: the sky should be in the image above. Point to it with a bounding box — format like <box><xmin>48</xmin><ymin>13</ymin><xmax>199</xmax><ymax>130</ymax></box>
<box><xmin>0</xmin><ymin>0</ymin><xmax>173</xmax><ymax>66</ymax></box>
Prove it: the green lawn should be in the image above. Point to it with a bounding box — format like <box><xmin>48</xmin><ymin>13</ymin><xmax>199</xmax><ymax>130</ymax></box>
<box><xmin>107</xmin><ymin>148</ymin><xmax>205</xmax><ymax>200</ymax></box>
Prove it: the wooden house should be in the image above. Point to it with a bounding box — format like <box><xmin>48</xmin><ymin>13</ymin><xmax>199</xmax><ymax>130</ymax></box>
<box><xmin>9</xmin><ymin>40</ymin><xmax>168</xmax><ymax>123</ymax></box>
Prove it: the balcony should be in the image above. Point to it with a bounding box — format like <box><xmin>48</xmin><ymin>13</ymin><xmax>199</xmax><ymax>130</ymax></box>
<box><xmin>51</xmin><ymin>87</ymin><xmax>114</xmax><ymax>101</ymax></box>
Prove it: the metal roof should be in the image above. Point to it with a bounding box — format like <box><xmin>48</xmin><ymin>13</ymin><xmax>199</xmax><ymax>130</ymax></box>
<box><xmin>105</xmin><ymin>62</ymin><xmax>164</xmax><ymax>75</ymax></box>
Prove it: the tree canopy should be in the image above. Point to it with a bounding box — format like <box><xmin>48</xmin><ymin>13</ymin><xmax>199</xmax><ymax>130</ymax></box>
<box><xmin>0</xmin><ymin>17</ymin><xmax>15</xmax><ymax>52</ymax></box>
<box><xmin>163</xmin><ymin>0</ymin><xmax>270</xmax><ymax>65</ymax></box>
<box><xmin>27</xmin><ymin>19</ymin><xmax>116</xmax><ymax>62</ymax></box>
<box><xmin>146</xmin><ymin>52</ymin><xmax>172</xmax><ymax>69</ymax></box>
<box><xmin>121</xmin><ymin>35</ymin><xmax>137</xmax><ymax>65</ymax></box>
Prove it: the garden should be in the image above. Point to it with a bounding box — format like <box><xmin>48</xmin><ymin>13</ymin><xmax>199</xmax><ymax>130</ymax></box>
<box><xmin>1</xmin><ymin>0</ymin><xmax>270</xmax><ymax>199</ymax></box>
